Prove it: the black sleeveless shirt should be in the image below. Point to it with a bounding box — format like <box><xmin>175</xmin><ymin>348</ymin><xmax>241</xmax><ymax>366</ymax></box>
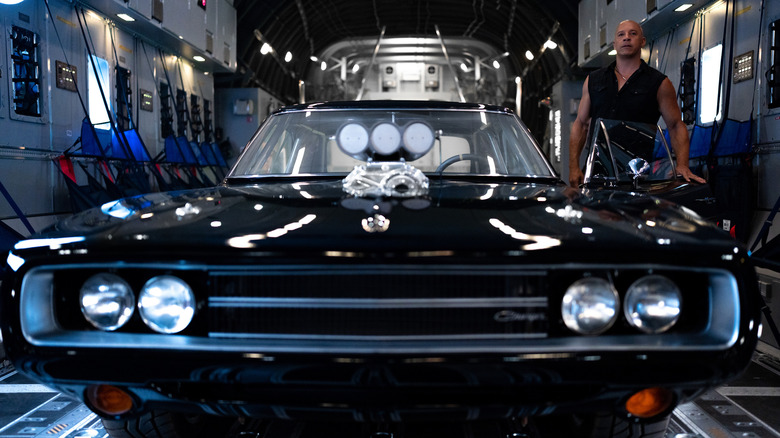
<box><xmin>588</xmin><ymin>60</ymin><xmax>667</xmax><ymax>125</ymax></box>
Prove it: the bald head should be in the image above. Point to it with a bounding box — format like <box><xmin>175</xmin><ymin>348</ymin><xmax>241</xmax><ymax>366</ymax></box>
<box><xmin>613</xmin><ymin>20</ymin><xmax>646</xmax><ymax>58</ymax></box>
<box><xmin>615</xmin><ymin>20</ymin><xmax>645</xmax><ymax>39</ymax></box>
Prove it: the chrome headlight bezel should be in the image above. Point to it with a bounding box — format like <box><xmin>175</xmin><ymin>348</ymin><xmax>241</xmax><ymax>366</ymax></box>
<box><xmin>561</xmin><ymin>277</ymin><xmax>620</xmax><ymax>335</ymax></box>
<box><xmin>79</xmin><ymin>273</ymin><xmax>136</xmax><ymax>331</ymax></box>
<box><xmin>137</xmin><ymin>275</ymin><xmax>196</xmax><ymax>334</ymax></box>
<box><xmin>623</xmin><ymin>274</ymin><xmax>682</xmax><ymax>334</ymax></box>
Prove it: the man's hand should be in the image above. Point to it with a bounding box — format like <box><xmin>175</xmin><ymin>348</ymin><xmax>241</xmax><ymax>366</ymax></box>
<box><xmin>569</xmin><ymin>167</ymin><xmax>584</xmax><ymax>188</ymax></box>
<box><xmin>676</xmin><ymin>164</ymin><xmax>706</xmax><ymax>183</ymax></box>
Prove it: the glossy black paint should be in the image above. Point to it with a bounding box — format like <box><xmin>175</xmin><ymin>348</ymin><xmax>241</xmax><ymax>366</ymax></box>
<box><xmin>8</xmin><ymin>181</ymin><xmax>727</xmax><ymax>253</ymax></box>
<box><xmin>0</xmin><ymin>178</ymin><xmax>761</xmax><ymax>417</ymax></box>
<box><xmin>0</xmin><ymin>101</ymin><xmax>762</xmax><ymax>426</ymax></box>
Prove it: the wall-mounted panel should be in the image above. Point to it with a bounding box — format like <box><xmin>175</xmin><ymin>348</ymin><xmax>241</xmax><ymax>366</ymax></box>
<box><xmin>45</xmin><ymin>2</ymin><xmax>86</xmax><ymax>151</ymax></box>
<box><xmin>215</xmin><ymin>0</ymin><xmax>237</xmax><ymax>70</ymax></box>
<box><xmin>6</xmin><ymin>4</ymin><xmax>47</xmax><ymax>126</ymax></box>
<box><xmin>578</xmin><ymin>0</ymin><xmax>597</xmax><ymax>65</ymax></box>
<box><xmin>579</xmin><ymin>0</ymin><xmax>714</xmax><ymax>69</ymax></box>
<box><xmin>617</xmin><ymin>0</ymin><xmax>646</xmax><ymax>28</ymax></box>
<box><xmin>595</xmin><ymin>0</ymin><xmax>607</xmax><ymax>52</ymax></box>
<box><xmin>656</xmin><ymin>0</ymin><xmax>672</xmax><ymax>11</ymax></box>
<box><xmin>205</xmin><ymin>0</ymin><xmax>217</xmax><ymax>53</ymax></box>
<box><xmin>162</xmin><ymin>0</ymin><xmax>206</xmax><ymax>53</ymax></box>
<box><xmin>0</xmin><ymin>0</ymin><xmax>222</xmax><ymax>231</ymax></box>
<box><xmin>724</xmin><ymin>2</ymin><xmax>760</xmax><ymax>122</ymax></box>
<box><xmin>1</xmin><ymin>1</ymin><xmax>73</xmax><ymax>226</ymax></box>
<box><xmin>602</xmin><ymin>0</ymin><xmax>618</xmax><ymax>50</ymax></box>
<box><xmin>127</xmin><ymin>0</ymin><xmax>152</xmax><ymax>20</ymax></box>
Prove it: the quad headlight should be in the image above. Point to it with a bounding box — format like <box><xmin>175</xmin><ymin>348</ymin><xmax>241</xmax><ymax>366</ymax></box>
<box><xmin>624</xmin><ymin>275</ymin><xmax>681</xmax><ymax>334</ymax></box>
<box><xmin>79</xmin><ymin>273</ymin><xmax>196</xmax><ymax>334</ymax></box>
<box><xmin>80</xmin><ymin>273</ymin><xmax>135</xmax><ymax>331</ymax></box>
<box><xmin>137</xmin><ymin>275</ymin><xmax>195</xmax><ymax>334</ymax></box>
<box><xmin>561</xmin><ymin>277</ymin><xmax>619</xmax><ymax>335</ymax></box>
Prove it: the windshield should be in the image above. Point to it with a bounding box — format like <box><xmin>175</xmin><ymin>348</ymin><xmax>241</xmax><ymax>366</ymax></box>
<box><xmin>584</xmin><ymin>118</ymin><xmax>676</xmax><ymax>184</ymax></box>
<box><xmin>229</xmin><ymin>108</ymin><xmax>555</xmax><ymax>178</ymax></box>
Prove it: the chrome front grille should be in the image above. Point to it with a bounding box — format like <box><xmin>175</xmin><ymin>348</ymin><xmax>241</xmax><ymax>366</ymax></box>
<box><xmin>22</xmin><ymin>263</ymin><xmax>736</xmax><ymax>354</ymax></box>
<box><xmin>207</xmin><ymin>267</ymin><xmax>550</xmax><ymax>340</ymax></box>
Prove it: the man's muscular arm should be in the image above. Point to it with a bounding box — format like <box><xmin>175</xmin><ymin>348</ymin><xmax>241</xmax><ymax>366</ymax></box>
<box><xmin>568</xmin><ymin>78</ymin><xmax>591</xmax><ymax>188</ymax></box>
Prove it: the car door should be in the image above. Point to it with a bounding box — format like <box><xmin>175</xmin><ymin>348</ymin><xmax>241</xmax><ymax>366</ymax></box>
<box><xmin>583</xmin><ymin>118</ymin><xmax>717</xmax><ymax>221</ymax></box>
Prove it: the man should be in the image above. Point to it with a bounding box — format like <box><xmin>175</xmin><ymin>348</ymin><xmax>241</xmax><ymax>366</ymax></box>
<box><xmin>568</xmin><ymin>20</ymin><xmax>705</xmax><ymax>188</ymax></box>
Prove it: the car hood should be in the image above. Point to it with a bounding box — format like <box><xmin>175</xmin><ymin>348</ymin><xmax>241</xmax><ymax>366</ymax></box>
<box><xmin>28</xmin><ymin>179</ymin><xmax>727</xmax><ymax>258</ymax></box>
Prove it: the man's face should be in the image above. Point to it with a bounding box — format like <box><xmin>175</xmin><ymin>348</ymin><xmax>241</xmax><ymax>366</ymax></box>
<box><xmin>613</xmin><ymin>22</ymin><xmax>645</xmax><ymax>57</ymax></box>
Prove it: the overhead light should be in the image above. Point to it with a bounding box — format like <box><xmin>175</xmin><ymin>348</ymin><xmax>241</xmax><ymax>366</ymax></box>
<box><xmin>492</xmin><ymin>60</ymin><xmax>501</xmax><ymax>69</ymax></box>
<box><xmin>525</xmin><ymin>50</ymin><xmax>534</xmax><ymax>60</ymax></box>
<box><xmin>0</xmin><ymin>0</ymin><xmax>25</xmax><ymax>4</ymax></box>
<box><xmin>608</xmin><ymin>49</ymin><xmax>617</xmax><ymax>56</ymax></box>
<box><xmin>260</xmin><ymin>43</ymin><xmax>272</xmax><ymax>55</ymax></box>
<box><xmin>352</xmin><ymin>63</ymin><xmax>360</xmax><ymax>73</ymax></box>
<box><xmin>116</xmin><ymin>13</ymin><xmax>135</xmax><ymax>22</ymax></box>
<box><xmin>310</xmin><ymin>55</ymin><xmax>319</xmax><ymax>62</ymax></box>
<box><xmin>544</xmin><ymin>39</ymin><xmax>558</xmax><ymax>50</ymax></box>
<box><xmin>515</xmin><ymin>76</ymin><xmax>521</xmax><ymax>84</ymax></box>
<box><xmin>675</xmin><ymin>3</ymin><xmax>693</xmax><ymax>12</ymax></box>
<box><xmin>460</xmin><ymin>63</ymin><xmax>468</xmax><ymax>72</ymax></box>
<box><xmin>320</xmin><ymin>61</ymin><xmax>327</xmax><ymax>71</ymax></box>
<box><xmin>284</xmin><ymin>51</ymin><xmax>293</xmax><ymax>62</ymax></box>
<box><xmin>193</xmin><ymin>55</ymin><xmax>205</xmax><ymax>62</ymax></box>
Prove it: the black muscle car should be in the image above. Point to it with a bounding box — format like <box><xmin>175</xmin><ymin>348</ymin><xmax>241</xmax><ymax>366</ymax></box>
<box><xmin>0</xmin><ymin>101</ymin><xmax>761</xmax><ymax>438</ymax></box>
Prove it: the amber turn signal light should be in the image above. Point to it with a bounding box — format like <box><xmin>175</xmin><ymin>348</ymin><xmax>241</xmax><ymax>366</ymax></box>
<box><xmin>625</xmin><ymin>387</ymin><xmax>674</xmax><ymax>418</ymax></box>
<box><xmin>86</xmin><ymin>384</ymin><xmax>134</xmax><ymax>416</ymax></box>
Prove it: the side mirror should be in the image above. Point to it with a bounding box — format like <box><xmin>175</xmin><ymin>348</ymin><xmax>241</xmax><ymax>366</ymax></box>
<box><xmin>628</xmin><ymin>158</ymin><xmax>650</xmax><ymax>189</ymax></box>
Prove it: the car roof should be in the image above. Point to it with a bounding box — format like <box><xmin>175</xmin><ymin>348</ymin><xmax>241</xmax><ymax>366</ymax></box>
<box><xmin>273</xmin><ymin>100</ymin><xmax>515</xmax><ymax>115</ymax></box>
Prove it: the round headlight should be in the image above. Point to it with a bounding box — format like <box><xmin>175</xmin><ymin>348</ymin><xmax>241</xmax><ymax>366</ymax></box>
<box><xmin>80</xmin><ymin>273</ymin><xmax>135</xmax><ymax>331</ymax></box>
<box><xmin>562</xmin><ymin>277</ymin><xmax>619</xmax><ymax>335</ymax></box>
<box><xmin>624</xmin><ymin>275</ymin><xmax>681</xmax><ymax>334</ymax></box>
<box><xmin>137</xmin><ymin>276</ymin><xmax>195</xmax><ymax>334</ymax></box>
